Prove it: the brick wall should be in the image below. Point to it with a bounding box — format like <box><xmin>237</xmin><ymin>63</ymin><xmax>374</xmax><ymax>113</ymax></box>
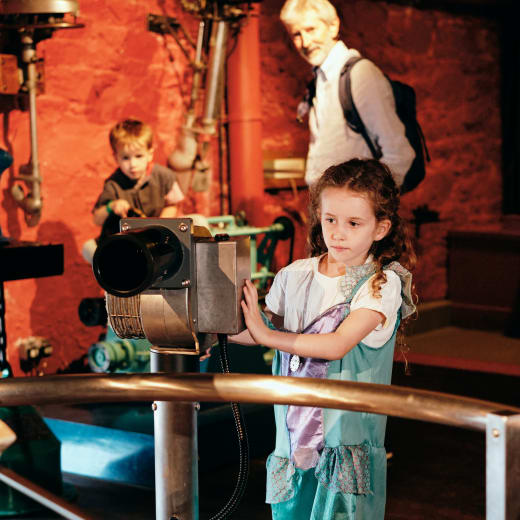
<box><xmin>260</xmin><ymin>0</ymin><xmax>502</xmax><ymax>302</ymax></box>
<box><xmin>0</xmin><ymin>0</ymin><xmax>503</xmax><ymax>375</ymax></box>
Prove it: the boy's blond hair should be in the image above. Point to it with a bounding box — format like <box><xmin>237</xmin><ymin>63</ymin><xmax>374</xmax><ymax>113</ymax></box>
<box><xmin>280</xmin><ymin>0</ymin><xmax>339</xmax><ymax>27</ymax></box>
<box><xmin>109</xmin><ymin>119</ymin><xmax>153</xmax><ymax>154</ymax></box>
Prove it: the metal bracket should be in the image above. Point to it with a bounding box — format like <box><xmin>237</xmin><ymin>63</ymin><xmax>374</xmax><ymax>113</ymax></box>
<box><xmin>146</xmin><ymin>14</ymin><xmax>181</xmax><ymax>36</ymax></box>
<box><xmin>486</xmin><ymin>411</ymin><xmax>520</xmax><ymax>519</ymax></box>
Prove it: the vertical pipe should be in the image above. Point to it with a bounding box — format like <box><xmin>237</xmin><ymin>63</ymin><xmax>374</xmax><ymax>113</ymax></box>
<box><xmin>151</xmin><ymin>351</ymin><xmax>199</xmax><ymax>520</ymax></box>
<box><xmin>191</xmin><ymin>21</ymin><xmax>206</xmax><ymax>114</ymax></box>
<box><xmin>202</xmin><ymin>20</ymin><xmax>229</xmax><ymax>134</ymax></box>
<box><xmin>0</xmin><ymin>282</ymin><xmax>13</xmax><ymax>377</ymax></box>
<box><xmin>226</xmin><ymin>4</ymin><xmax>264</xmax><ymax>222</ymax></box>
<box><xmin>21</xmin><ymin>33</ymin><xmax>41</xmax><ymax>210</ymax></box>
<box><xmin>27</xmin><ymin>60</ymin><xmax>41</xmax><ymax>205</ymax></box>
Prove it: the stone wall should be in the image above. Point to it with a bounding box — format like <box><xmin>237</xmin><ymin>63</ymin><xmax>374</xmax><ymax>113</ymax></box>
<box><xmin>260</xmin><ymin>0</ymin><xmax>502</xmax><ymax>302</ymax></box>
<box><xmin>0</xmin><ymin>0</ymin><xmax>503</xmax><ymax>375</ymax></box>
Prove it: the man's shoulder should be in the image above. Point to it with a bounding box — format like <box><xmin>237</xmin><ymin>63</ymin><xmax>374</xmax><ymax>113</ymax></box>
<box><xmin>348</xmin><ymin>54</ymin><xmax>385</xmax><ymax>81</ymax></box>
<box><xmin>321</xmin><ymin>41</ymin><xmax>354</xmax><ymax>78</ymax></box>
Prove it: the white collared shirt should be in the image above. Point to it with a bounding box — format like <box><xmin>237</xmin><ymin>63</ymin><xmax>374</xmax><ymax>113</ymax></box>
<box><xmin>265</xmin><ymin>255</ymin><xmax>402</xmax><ymax>349</ymax></box>
<box><xmin>305</xmin><ymin>41</ymin><xmax>415</xmax><ymax>187</ymax></box>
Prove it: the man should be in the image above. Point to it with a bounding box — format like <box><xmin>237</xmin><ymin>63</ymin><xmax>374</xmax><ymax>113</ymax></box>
<box><xmin>281</xmin><ymin>0</ymin><xmax>415</xmax><ymax>187</ymax></box>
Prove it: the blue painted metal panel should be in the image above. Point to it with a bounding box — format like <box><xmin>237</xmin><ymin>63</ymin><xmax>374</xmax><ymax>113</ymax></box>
<box><xmin>44</xmin><ymin>418</ymin><xmax>154</xmax><ymax>488</ymax></box>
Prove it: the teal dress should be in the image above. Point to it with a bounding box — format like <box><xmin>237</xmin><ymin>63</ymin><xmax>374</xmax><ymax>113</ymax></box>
<box><xmin>264</xmin><ymin>263</ymin><xmax>413</xmax><ymax>520</ymax></box>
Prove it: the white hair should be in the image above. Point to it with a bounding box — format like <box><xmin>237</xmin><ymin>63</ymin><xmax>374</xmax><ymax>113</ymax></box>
<box><xmin>280</xmin><ymin>0</ymin><xmax>339</xmax><ymax>27</ymax></box>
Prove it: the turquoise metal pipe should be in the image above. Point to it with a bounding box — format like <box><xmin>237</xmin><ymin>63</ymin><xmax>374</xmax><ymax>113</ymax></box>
<box><xmin>205</xmin><ymin>216</ymin><xmax>287</xmax><ymax>284</ymax></box>
<box><xmin>206</xmin><ymin>216</ymin><xmax>285</xmax><ymax>237</ymax></box>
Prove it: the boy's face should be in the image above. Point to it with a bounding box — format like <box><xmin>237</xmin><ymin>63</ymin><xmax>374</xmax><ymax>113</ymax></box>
<box><xmin>284</xmin><ymin>10</ymin><xmax>339</xmax><ymax>67</ymax></box>
<box><xmin>114</xmin><ymin>144</ymin><xmax>153</xmax><ymax>181</ymax></box>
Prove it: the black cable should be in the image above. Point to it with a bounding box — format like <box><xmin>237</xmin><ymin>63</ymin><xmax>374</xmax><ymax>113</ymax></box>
<box><xmin>207</xmin><ymin>333</ymin><xmax>250</xmax><ymax>520</ymax></box>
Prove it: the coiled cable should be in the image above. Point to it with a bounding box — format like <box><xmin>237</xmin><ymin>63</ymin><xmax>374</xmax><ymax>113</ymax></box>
<box><xmin>207</xmin><ymin>333</ymin><xmax>250</xmax><ymax>520</ymax></box>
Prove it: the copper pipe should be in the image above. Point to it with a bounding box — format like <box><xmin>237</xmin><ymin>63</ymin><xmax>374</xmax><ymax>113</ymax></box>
<box><xmin>226</xmin><ymin>5</ymin><xmax>264</xmax><ymax>220</ymax></box>
<box><xmin>0</xmin><ymin>373</ymin><xmax>517</xmax><ymax>432</ymax></box>
<box><xmin>0</xmin><ymin>466</ymin><xmax>95</xmax><ymax>520</ymax></box>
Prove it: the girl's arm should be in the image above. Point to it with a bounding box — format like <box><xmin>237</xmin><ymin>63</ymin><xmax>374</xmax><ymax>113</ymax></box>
<box><xmin>229</xmin><ymin>305</ymin><xmax>283</xmax><ymax>346</ymax></box>
<box><xmin>240</xmin><ymin>279</ymin><xmax>384</xmax><ymax>361</ymax></box>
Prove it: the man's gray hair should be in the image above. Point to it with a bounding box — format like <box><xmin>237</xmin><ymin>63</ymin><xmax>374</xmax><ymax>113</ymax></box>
<box><xmin>280</xmin><ymin>0</ymin><xmax>339</xmax><ymax>27</ymax></box>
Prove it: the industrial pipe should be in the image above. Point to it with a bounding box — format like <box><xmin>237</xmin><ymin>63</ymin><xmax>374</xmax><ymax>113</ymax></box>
<box><xmin>151</xmin><ymin>352</ymin><xmax>199</xmax><ymax>520</ymax></box>
<box><xmin>10</xmin><ymin>32</ymin><xmax>42</xmax><ymax>225</ymax></box>
<box><xmin>0</xmin><ymin>373</ymin><xmax>516</xmax><ymax>432</ymax></box>
<box><xmin>202</xmin><ymin>20</ymin><xmax>229</xmax><ymax>135</ymax></box>
<box><xmin>226</xmin><ymin>5</ymin><xmax>264</xmax><ymax>220</ymax></box>
<box><xmin>168</xmin><ymin>20</ymin><xmax>206</xmax><ymax>195</ymax></box>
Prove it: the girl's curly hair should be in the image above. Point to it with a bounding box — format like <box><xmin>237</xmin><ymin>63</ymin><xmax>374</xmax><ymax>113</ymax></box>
<box><xmin>308</xmin><ymin>158</ymin><xmax>416</xmax><ymax>297</ymax></box>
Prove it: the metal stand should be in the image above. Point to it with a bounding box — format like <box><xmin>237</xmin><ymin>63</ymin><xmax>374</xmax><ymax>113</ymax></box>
<box><xmin>0</xmin><ymin>1</ymin><xmax>83</xmax><ymax>225</ymax></box>
<box><xmin>151</xmin><ymin>351</ymin><xmax>199</xmax><ymax>520</ymax></box>
<box><xmin>0</xmin><ymin>282</ymin><xmax>13</xmax><ymax>377</ymax></box>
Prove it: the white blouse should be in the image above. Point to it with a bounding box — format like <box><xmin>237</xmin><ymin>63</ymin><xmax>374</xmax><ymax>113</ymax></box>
<box><xmin>265</xmin><ymin>256</ymin><xmax>402</xmax><ymax>349</ymax></box>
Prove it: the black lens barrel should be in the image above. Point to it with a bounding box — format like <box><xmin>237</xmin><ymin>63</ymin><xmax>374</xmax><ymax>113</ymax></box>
<box><xmin>93</xmin><ymin>226</ymin><xmax>183</xmax><ymax>297</ymax></box>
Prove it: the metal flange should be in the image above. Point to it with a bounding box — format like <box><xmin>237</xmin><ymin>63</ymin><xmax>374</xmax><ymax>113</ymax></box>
<box><xmin>0</xmin><ymin>0</ymin><xmax>79</xmax><ymax>14</ymax></box>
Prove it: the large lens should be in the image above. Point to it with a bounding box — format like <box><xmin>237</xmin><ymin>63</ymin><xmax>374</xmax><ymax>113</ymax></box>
<box><xmin>93</xmin><ymin>226</ymin><xmax>183</xmax><ymax>297</ymax></box>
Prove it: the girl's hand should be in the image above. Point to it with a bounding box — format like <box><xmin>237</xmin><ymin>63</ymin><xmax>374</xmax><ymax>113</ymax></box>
<box><xmin>241</xmin><ymin>279</ymin><xmax>270</xmax><ymax>345</ymax></box>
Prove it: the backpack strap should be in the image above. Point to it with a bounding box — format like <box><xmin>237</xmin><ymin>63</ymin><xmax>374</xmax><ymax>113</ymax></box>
<box><xmin>339</xmin><ymin>56</ymin><xmax>383</xmax><ymax>160</ymax></box>
<box><xmin>296</xmin><ymin>68</ymin><xmax>318</xmax><ymax>123</ymax></box>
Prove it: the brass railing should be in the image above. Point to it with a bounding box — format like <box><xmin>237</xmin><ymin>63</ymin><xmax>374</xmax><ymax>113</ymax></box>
<box><xmin>0</xmin><ymin>372</ymin><xmax>519</xmax><ymax>519</ymax></box>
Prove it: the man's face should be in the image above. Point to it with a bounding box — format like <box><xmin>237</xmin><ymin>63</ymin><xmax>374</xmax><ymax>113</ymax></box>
<box><xmin>284</xmin><ymin>10</ymin><xmax>339</xmax><ymax>67</ymax></box>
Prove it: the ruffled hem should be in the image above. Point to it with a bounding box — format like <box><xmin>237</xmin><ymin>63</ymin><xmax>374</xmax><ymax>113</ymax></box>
<box><xmin>266</xmin><ymin>443</ymin><xmax>371</xmax><ymax>504</ymax></box>
<box><xmin>266</xmin><ymin>453</ymin><xmax>296</xmax><ymax>503</ymax></box>
<box><xmin>315</xmin><ymin>443</ymin><xmax>371</xmax><ymax>495</ymax></box>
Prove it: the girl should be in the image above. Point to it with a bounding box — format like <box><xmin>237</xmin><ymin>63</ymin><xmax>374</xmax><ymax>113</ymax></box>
<box><xmin>231</xmin><ymin>158</ymin><xmax>416</xmax><ymax>519</ymax></box>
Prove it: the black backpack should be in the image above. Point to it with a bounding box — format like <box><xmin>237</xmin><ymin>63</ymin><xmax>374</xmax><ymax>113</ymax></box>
<box><xmin>339</xmin><ymin>56</ymin><xmax>430</xmax><ymax>194</ymax></box>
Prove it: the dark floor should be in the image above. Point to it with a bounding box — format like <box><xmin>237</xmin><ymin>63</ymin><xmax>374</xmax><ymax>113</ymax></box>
<box><xmin>14</xmin><ymin>364</ymin><xmax>519</xmax><ymax>519</ymax></box>
<box><xmin>18</xmin><ymin>417</ymin><xmax>485</xmax><ymax>520</ymax></box>
<box><xmin>10</xmin><ymin>326</ymin><xmax>520</xmax><ymax>519</ymax></box>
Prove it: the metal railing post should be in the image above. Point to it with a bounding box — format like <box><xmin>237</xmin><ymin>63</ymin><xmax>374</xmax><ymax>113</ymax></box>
<box><xmin>151</xmin><ymin>352</ymin><xmax>199</xmax><ymax>520</ymax></box>
<box><xmin>486</xmin><ymin>412</ymin><xmax>520</xmax><ymax>520</ymax></box>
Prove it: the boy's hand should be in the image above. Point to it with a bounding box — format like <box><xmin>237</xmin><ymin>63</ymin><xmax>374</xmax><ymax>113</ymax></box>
<box><xmin>199</xmin><ymin>347</ymin><xmax>212</xmax><ymax>362</ymax></box>
<box><xmin>111</xmin><ymin>199</ymin><xmax>131</xmax><ymax>218</ymax></box>
<box><xmin>241</xmin><ymin>279</ymin><xmax>270</xmax><ymax>345</ymax></box>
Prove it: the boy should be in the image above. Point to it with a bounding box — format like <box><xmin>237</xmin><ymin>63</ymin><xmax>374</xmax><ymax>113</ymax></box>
<box><xmin>82</xmin><ymin>119</ymin><xmax>185</xmax><ymax>264</ymax></box>
<box><xmin>93</xmin><ymin>118</ymin><xmax>184</xmax><ymax>230</ymax></box>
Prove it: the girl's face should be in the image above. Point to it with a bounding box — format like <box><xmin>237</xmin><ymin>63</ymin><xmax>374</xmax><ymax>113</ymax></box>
<box><xmin>320</xmin><ymin>186</ymin><xmax>391</xmax><ymax>267</ymax></box>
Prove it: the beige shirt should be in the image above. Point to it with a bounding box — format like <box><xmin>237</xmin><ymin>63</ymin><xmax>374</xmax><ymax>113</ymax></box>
<box><xmin>306</xmin><ymin>41</ymin><xmax>415</xmax><ymax>187</ymax></box>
